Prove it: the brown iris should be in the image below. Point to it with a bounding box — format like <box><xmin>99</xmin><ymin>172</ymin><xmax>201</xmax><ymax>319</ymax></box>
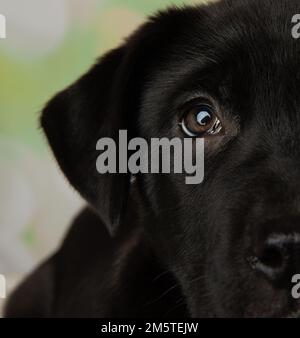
<box><xmin>181</xmin><ymin>104</ymin><xmax>222</xmax><ymax>137</ymax></box>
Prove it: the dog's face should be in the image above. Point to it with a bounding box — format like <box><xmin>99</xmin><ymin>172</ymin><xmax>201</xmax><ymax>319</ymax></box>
<box><xmin>41</xmin><ymin>0</ymin><xmax>300</xmax><ymax>317</ymax></box>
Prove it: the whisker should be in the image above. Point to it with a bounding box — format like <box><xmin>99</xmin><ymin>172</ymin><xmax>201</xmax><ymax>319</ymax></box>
<box><xmin>163</xmin><ymin>299</ymin><xmax>186</xmax><ymax>317</ymax></box>
<box><xmin>152</xmin><ymin>270</ymin><xmax>170</xmax><ymax>282</ymax></box>
<box><xmin>143</xmin><ymin>283</ymin><xmax>180</xmax><ymax>307</ymax></box>
<box><xmin>189</xmin><ymin>275</ymin><xmax>206</xmax><ymax>284</ymax></box>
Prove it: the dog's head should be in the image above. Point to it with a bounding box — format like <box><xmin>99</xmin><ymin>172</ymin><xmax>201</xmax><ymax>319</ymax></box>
<box><xmin>41</xmin><ymin>0</ymin><xmax>300</xmax><ymax>317</ymax></box>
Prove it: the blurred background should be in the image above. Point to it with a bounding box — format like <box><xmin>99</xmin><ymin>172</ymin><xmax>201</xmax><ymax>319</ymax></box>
<box><xmin>0</xmin><ymin>0</ymin><xmax>209</xmax><ymax>312</ymax></box>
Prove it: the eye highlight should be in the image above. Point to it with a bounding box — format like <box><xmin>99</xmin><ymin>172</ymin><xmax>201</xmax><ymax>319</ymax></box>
<box><xmin>180</xmin><ymin>103</ymin><xmax>223</xmax><ymax>137</ymax></box>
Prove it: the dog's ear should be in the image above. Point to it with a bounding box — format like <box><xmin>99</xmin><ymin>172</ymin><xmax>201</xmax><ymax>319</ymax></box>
<box><xmin>41</xmin><ymin>45</ymin><xmax>134</xmax><ymax>235</ymax></box>
<box><xmin>40</xmin><ymin>9</ymin><xmax>186</xmax><ymax>234</ymax></box>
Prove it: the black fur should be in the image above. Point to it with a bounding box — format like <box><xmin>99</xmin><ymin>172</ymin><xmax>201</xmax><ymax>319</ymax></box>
<box><xmin>5</xmin><ymin>0</ymin><xmax>300</xmax><ymax>317</ymax></box>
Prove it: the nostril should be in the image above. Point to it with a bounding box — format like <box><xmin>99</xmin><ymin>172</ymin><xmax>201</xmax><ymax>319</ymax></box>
<box><xmin>250</xmin><ymin>244</ymin><xmax>288</xmax><ymax>282</ymax></box>
<box><xmin>260</xmin><ymin>245</ymin><xmax>287</xmax><ymax>270</ymax></box>
<box><xmin>248</xmin><ymin>239</ymin><xmax>291</xmax><ymax>283</ymax></box>
<box><xmin>248</xmin><ymin>232</ymin><xmax>300</xmax><ymax>285</ymax></box>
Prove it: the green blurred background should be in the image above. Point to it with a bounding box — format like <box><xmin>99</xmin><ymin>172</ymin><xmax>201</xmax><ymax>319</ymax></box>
<box><xmin>0</xmin><ymin>0</ymin><xmax>209</xmax><ymax>300</ymax></box>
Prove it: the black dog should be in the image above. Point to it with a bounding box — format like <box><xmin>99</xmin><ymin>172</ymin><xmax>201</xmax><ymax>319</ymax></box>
<box><xmin>5</xmin><ymin>0</ymin><xmax>300</xmax><ymax>318</ymax></box>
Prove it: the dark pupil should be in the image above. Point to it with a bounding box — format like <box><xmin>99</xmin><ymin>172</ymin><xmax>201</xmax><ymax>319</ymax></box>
<box><xmin>196</xmin><ymin>108</ymin><xmax>212</xmax><ymax>126</ymax></box>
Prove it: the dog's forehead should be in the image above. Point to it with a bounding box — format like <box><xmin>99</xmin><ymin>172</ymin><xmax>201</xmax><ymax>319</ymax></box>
<box><xmin>142</xmin><ymin>0</ymin><xmax>300</xmax><ymax>118</ymax></box>
<box><xmin>163</xmin><ymin>0</ymin><xmax>300</xmax><ymax>80</ymax></box>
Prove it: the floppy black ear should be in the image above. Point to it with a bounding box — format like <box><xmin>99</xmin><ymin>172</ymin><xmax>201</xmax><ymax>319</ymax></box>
<box><xmin>41</xmin><ymin>46</ymin><xmax>132</xmax><ymax>235</ymax></box>
<box><xmin>40</xmin><ymin>7</ymin><xmax>186</xmax><ymax>234</ymax></box>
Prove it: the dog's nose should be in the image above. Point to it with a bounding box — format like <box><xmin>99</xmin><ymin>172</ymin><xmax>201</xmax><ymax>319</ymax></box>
<box><xmin>249</xmin><ymin>233</ymin><xmax>300</xmax><ymax>286</ymax></box>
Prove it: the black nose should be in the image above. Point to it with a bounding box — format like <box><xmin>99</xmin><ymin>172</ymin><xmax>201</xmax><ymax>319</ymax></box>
<box><xmin>249</xmin><ymin>233</ymin><xmax>300</xmax><ymax>286</ymax></box>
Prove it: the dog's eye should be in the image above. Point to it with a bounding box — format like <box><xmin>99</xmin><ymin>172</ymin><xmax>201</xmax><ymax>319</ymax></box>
<box><xmin>181</xmin><ymin>104</ymin><xmax>222</xmax><ymax>137</ymax></box>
